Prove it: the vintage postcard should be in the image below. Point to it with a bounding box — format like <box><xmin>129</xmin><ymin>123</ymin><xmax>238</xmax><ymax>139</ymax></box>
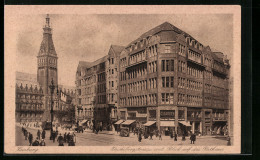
<box><xmin>4</xmin><ymin>5</ymin><xmax>241</xmax><ymax>154</ymax></box>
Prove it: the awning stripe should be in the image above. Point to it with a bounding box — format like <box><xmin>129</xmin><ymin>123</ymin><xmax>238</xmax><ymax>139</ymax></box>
<box><xmin>144</xmin><ymin>121</ymin><xmax>156</xmax><ymax>126</ymax></box>
<box><xmin>114</xmin><ymin>120</ymin><xmax>124</xmax><ymax>125</ymax></box>
<box><xmin>121</xmin><ymin>120</ymin><xmax>136</xmax><ymax>125</ymax></box>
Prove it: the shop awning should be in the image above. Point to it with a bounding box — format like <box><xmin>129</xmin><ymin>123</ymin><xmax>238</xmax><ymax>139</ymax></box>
<box><xmin>114</xmin><ymin>120</ymin><xmax>124</xmax><ymax>125</ymax></box>
<box><xmin>121</xmin><ymin>120</ymin><xmax>136</xmax><ymax>125</ymax></box>
<box><xmin>179</xmin><ymin>121</ymin><xmax>191</xmax><ymax>127</ymax></box>
<box><xmin>160</xmin><ymin>121</ymin><xmax>175</xmax><ymax>127</ymax></box>
<box><xmin>80</xmin><ymin>120</ymin><xmax>88</xmax><ymax>124</ymax></box>
<box><xmin>144</xmin><ymin>121</ymin><xmax>156</xmax><ymax>126</ymax></box>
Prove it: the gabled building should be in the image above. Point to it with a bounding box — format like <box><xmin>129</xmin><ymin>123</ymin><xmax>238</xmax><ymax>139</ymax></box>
<box><xmin>75</xmin><ymin>45</ymin><xmax>124</xmax><ymax>130</ymax></box>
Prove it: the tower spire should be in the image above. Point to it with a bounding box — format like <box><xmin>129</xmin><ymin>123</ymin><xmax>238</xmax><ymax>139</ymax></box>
<box><xmin>45</xmin><ymin>14</ymin><xmax>50</xmax><ymax>27</ymax></box>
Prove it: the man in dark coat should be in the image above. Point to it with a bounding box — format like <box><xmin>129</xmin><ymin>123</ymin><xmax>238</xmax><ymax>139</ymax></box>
<box><xmin>190</xmin><ymin>133</ymin><xmax>196</xmax><ymax>144</ymax></box>
<box><xmin>174</xmin><ymin>131</ymin><xmax>178</xmax><ymax>141</ymax></box>
<box><xmin>182</xmin><ymin>132</ymin><xmax>186</xmax><ymax>141</ymax></box>
<box><xmin>227</xmin><ymin>136</ymin><xmax>231</xmax><ymax>146</ymax></box>
<box><xmin>67</xmin><ymin>132</ymin><xmax>71</xmax><ymax>143</ymax></box>
<box><xmin>68</xmin><ymin>135</ymin><xmax>75</xmax><ymax>146</ymax></box>
<box><xmin>149</xmin><ymin>131</ymin><xmax>153</xmax><ymax>140</ymax></box>
<box><xmin>138</xmin><ymin>132</ymin><xmax>142</xmax><ymax>142</ymax></box>
<box><xmin>37</xmin><ymin>129</ymin><xmax>41</xmax><ymax>139</ymax></box>
<box><xmin>64</xmin><ymin>132</ymin><xmax>67</xmax><ymax>143</ymax></box>
<box><xmin>28</xmin><ymin>132</ymin><xmax>33</xmax><ymax>146</ymax></box>
<box><xmin>24</xmin><ymin>130</ymin><xmax>28</xmax><ymax>140</ymax></box>
<box><xmin>57</xmin><ymin>133</ymin><xmax>64</xmax><ymax>146</ymax></box>
<box><xmin>42</xmin><ymin>130</ymin><xmax>46</xmax><ymax>140</ymax></box>
<box><xmin>52</xmin><ymin>131</ymin><xmax>56</xmax><ymax>143</ymax></box>
<box><xmin>170</xmin><ymin>130</ymin><xmax>174</xmax><ymax>139</ymax></box>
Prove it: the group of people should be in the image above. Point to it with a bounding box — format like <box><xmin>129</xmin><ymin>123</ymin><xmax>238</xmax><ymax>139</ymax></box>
<box><xmin>21</xmin><ymin>127</ymin><xmax>46</xmax><ymax>146</ymax></box>
<box><xmin>56</xmin><ymin>132</ymin><xmax>76</xmax><ymax>146</ymax></box>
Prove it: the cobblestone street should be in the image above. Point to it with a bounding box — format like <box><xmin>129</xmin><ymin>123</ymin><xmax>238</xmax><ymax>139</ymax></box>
<box><xmin>16</xmin><ymin>125</ymin><xmax>230</xmax><ymax>146</ymax></box>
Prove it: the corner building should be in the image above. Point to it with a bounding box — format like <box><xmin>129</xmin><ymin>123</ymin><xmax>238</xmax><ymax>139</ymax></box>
<box><xmin>75</xmin><ymin>45</ymin><xmax>124</xmax><ymax>130</ymax></box>
<box><xmin>118</xmin><ymin>22</ymin><xmax>230</xmax><ymax>136</ymax></box>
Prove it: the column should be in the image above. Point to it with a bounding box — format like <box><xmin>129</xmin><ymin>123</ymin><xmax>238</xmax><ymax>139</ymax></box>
<box><xmin>175</xmin><ymin>107</ymin><xmax>178</xmax><ymax>133</ymax></box>
<box><xmin>192</xmin><ymin>121</ymin><xmax>195</xmax><ymax>134</ymax></box>
<box><xmin>200</xmin><ymin>121</ymin><xmax>202</xmax><ymax>134</ymax></box>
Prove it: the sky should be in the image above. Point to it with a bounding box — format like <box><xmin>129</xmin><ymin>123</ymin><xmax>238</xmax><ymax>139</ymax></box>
<box><xmin>15</xmin><ymin>14</ymin><xmax>233</xmax><ymax>87</ymax></box>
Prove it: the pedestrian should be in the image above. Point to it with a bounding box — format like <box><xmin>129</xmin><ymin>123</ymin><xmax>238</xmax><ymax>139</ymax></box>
<box><xmin>64</xmin><ymin>132</ymin><xmax>67</xmax><ymax>143</ymax></box>
<box><xmin>55</xmin><ymin>130</ymin><xmax>58</xmax><ymax>139</ymax></box>
<box><xmin>73</xmin><ymin>132</ymin><xmax>76</xmax><ymax>144</ymax></box>
<box><xmin>57</xmin><ymin>133</ymin><xmax>64</xmax><ymax>146</ymax></box>
<box><xmin>52</xmin><ymin>131</ymin><xmax>56</xmax><ymax>143</ymax></box>
<box><xmin>174</xmin><ymin>131</ymin><xmax>178</xmax><ymax>141</ymax></box>
<box><xmin>227</xmin><ymin>136</ymin><xmax>231</xmax><ymax>146</ymax></box>
<box><xmin>133</xmin><ymin>128</ymin><xmax>136</xmax><ymax>135</ymax></box>
<box><xmin>68</xmin><ymin>135</ymin><xmax>75</xmax><ymax>146</ymax></box>
<box><xmin>25</xmin><ymin>130</ymin><xmax>28</xmax><ymax>140</ymax></box>
<box><xmin>156</xmin><ymin>129</ymin><xmax>159</xmax><ymax>137</ymax></box>
<box><xmin>40</xmin><ymin>139</ymin><xmax>46</xmax><ymax>146</ymax></box>
<box><xmin>67</xmin><ymin>132</ymin><xmax>70</xmax><ymax>143</ymax></box>
<box><xmin>28</xmin><ymin>132</ymin><xmax>33</xmax><ymax>146</ymax></box>
<box><xmin>149</xmin><ymin>131</ymin><xmax>153</xmax><ymax>140</ymax></box>
<box><xmin>190</xmin><ymin>133</ymin><xmax>196</xmax><ymax>144</ymax></box>
<box><xmin>42</xmin><ymin>130</ymin><xmax>46</xmax><ymax>140</ymax></box>
<box><xmin>37</xmin><ymin>129</ymin><xmax>41</xmax><ymax>140</ymax></box>
<box><xmin>159</xmin><ymin>131</ymin><xmax>162</xmax><ymax>140</ymax></box>
<box><xmin>170</xmin><ymin>130</ymin><xmax>173</xmax><ymax>139</ymax></box>
<box><xmin>32</xmin><ymin>137</ymin><xmax>40</xmax><ymax>146</ymax></box>
<box><xmin>138</xmin><ymin>132</ymin><xmax>142</xmax><ymax>142</ymax></box>
<box><xmin>182</xmin><ymin>133</ymin><xmax>186</xmax><ymax>141</ymax></box>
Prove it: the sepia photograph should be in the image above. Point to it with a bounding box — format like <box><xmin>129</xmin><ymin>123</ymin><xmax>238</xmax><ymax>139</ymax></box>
<box><xmin>4</xmin><ymin>5</ymin><xmax>241</xmax><ymax>154</ymax></box>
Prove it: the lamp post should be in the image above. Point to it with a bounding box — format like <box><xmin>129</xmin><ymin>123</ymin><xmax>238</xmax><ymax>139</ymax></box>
<box><xmin>49</xmin><ymin>78</ymin><xmax>59</xmax><ymax>140</ymax></box>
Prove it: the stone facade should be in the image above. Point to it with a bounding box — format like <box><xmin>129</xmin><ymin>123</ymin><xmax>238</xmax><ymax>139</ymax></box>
<box><xmin>118</xmin><ymin>22</ymin><xmax>231</xmax><ymax>136</ymax></box>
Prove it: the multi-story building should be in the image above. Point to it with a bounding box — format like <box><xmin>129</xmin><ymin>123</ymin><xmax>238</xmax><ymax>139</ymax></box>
<box><xmin>75</xmin><ymin>45</ymin><xmax>124</xmax><ymax>130</ymax></box>
<box><xmin>118</xmin><ymin>22</ymin><xmax>230</xmax><ymax>136</ymax></box>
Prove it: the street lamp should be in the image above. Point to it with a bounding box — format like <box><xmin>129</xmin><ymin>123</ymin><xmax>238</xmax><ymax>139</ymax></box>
<box><xmin>49</xmin><ymin>78</ymin><xmax>59</xmax><ymax>140</ymax></box>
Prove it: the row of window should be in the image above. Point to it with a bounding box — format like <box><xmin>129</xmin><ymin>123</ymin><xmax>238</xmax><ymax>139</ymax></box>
<box><xmin>204</xmin><ymin>56</ymin><xmax>212</xmax><ymax>66</ymax></box>
<box><xmin>188</xmin><ymin>50</ymin><xmax>202</xmax><ymax>63</ymax></box>
<box><xmin>127</xmin><ymin>94</ymin><xmax>157</xmax><ymax>106</ymax></box>
<box><xmin>178</xmin><ymin>60</ymin><xmax>186</xmax><ymax>73</ymax></box>
<box><xmin>187</xmin><ymin>79</ymin><xmax>203</xmax><ymax>91</ymax></box>
<box><xmin>18</xmin><ymin>113</ymin><xmax>43</xmax><ymax>118</ymax></box>
<box><xmin>127</xmin><ymin>65</ymin><xmax>147</xmax><ymax>79</ymax></box>
<box><xmin>147</xmin><ymin>45</ymin><xmax>158</xmax><ymax>57</ymax></box>
<box><xmin>148</xmin><ymin>61</ymin><xmax>157</xmax><ymax>73</ymax></box>
<box><xmin>120</xmin><ymin>71</ymin><xmax>127</xmax><ymax>81</ymax></box>
<box><xmin>97</xmin><ymin>83</ymin><xmax>106</xmax><ymax>93</ymax></box>
<box><xmin>128</xmin><ymin>79</ymin><xmax>149</xmax><ymax>93</ymax></box>
<box><xmin>98</xmin><ymin>72</ymin><xmax>106</xmax><ymax>82</ymax></box>
<box><xmin>212</xmin><ymin>85</ymin><xmax>229</xmax><ymax>97</ymax></box>
<box><xmin>162</xmin><ymin>76</ymin><xmax>174</xmax><ymax>88</ymax></box>
<box><xmin>97</xmin><ymin>95</ymin><xmax>106</xmax><ymax>104</ymax></box>
<box><xmin>119</xmin><ymin>84</ymin><xmax>126</xmax><ymax>93</ymax></box>
<box><xmin>187</xmin><ymin>66</ymin><xmax>203</xmax><ymax>78</ymax></box>
<box><xmin>161</xmin><ymin>60</ymin><xmax>174</xmax><ymax>72</ymax></box>
<box><xmin>120</xmin><ymin>57</ymin><xmax>127</xmax><ymax>67</ymax></box>
<box><xmin>187</xmin><ymin>95</ymin><xmax>203</xmax><ymax>106</ymax></box>
<box><xmin>108</xmin><ymin>68</ymin><xmax>116</xmax><ymax>75</ymax></box>
<box><xmin>161</xmin><ymin>93</ymin><xmax>174</xmax><ymax>104</ymax></box>
<box><xmin>129</xmin><ymin>50</ymin><xmax>147</xmax><ymax>65</ymax></box>
<box><xmin>178</xmin><ymin>77</ymin><xmax>186</xmax><ymax>88</ymax></box>
<box><xmin>205</xmin><ymin>84</ymin><xmax>211</xmax><ymax>93</ymax></box>
<box><xmin>108</xmin><ymin>58</ymin><xmax>114</xmax><ymax>65</ymax></box>
<box><xmin>178</xmin><ymin>44</ymin><xmax>186</xmax><ymax>57</ymax></box>
<box><xmin>16</xmin><ymin>104</ymin><xmax>43</xmax><ymax>111</ymax></box>
<box><xmin>80</xmin><ymin>75</ymin><xmax>96</xmax><ymax>86</ymax></box>
<box><xmin>16</xmin><ymin>94</ymin><xmax>43</xmax><ymax>100</ymax></box>
<box><xmin>108</xmin><ymin>93</ymin><xmax>116</xmax><ymax>103</ymax></box>
<box><xmin>120</xmin><ymin>98</ymin><xmax>126</xmax><ymax>106</ymax></box>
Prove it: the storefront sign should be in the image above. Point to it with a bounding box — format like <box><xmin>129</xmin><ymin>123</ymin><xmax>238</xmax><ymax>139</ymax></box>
<box><xmin>160</xmin><ymin>110</ymin><xmax>175</xmax><ymax>119</ymax></box>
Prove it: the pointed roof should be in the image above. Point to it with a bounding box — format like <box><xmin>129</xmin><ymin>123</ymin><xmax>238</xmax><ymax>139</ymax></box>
<box><xmin>126</xmin><ymin>21</ymin><xmax>197</xmax><ymax>48</ymax></box>
<box><xmin>38</xmin><ymin>15</ymin><xmax>57</xmax><ymax>56</ymax></box>
<box><xmin>111</xmin><ymin>45</ymin><xmax>125</xmax><ymax>56</ymax></box>
<box><xmin>77</xmin><ymin>61</ymin><xmax>92</xmax><ymax>72</ymax></box>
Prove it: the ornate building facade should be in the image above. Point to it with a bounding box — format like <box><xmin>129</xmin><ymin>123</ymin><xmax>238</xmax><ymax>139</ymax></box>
<box><xmin>15</xmin><ymin>15</ymin><xmax>76</xmax><ymax>123</ymax></box>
